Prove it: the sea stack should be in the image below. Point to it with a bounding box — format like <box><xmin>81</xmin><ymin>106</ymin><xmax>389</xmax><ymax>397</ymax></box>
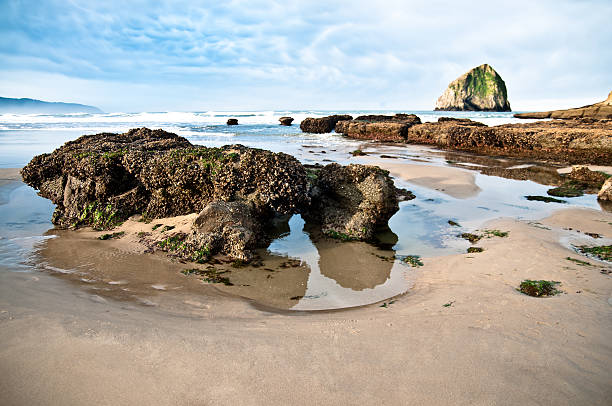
<box><xmin>435</xmin><ymin>64</ymin><xmax>511</xmax><ymax>111</ymax></box>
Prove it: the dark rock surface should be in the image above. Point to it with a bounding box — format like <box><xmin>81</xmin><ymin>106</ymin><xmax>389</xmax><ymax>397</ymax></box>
<box><xmin>339</xmin><ymin>116</ymin><xmax>612</xmax><ymax>165</ymax></box>
<box><xmin>307</xmin><ymin>163</ymin><xmax>399</xmax><ymax>240</ymax></box>
<box><xmin>335</xmin><ymin>114</ymin><xmax>422</xmax><ymax>142</ymax></box>
<box><xmin>22</xmin><ymin>128</ymin><xmax>404</xmax><ymax>261</ymax></box>
<box><xmin>300</xmin><ymin>115</ymin><xmax>353</xmax><ymax>133</ymax></box>
<box><xmin>227</xmin><ymin>118</ymin><xmax>239</xmax><ymax>125</ymax></box>
<box><xmin>279</xmin><ymin>116</ymin><xmax>294</xmax><ymax>126</ymax></box>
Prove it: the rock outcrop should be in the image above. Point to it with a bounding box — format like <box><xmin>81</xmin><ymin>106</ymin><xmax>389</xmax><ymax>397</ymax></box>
<box><xmin>227</xmin><ymin>118</ymin><xmax>238</xmax><ymax>125</ymax></box>
<box><xmin>337</xmin><ymin>117</ymin><xmax>612</xmax><ymax>165</ymax></box>
<box><xmin>514</xmin><ymin>91</ymin><xmax>612</xmax><ymax>120</ymax></box>
<box><xmin>435</xmin><ymin>64</ymin><xmax>511</xmax><ymax>111</ymax></box>
<box><xmin>308</xmin><ymin>164</ymin><xmax>399</xmax><ymax>240</ymax></box>
<box><xmin>279</xmin><ymin>116</ymin><xmax>294</xmax><ymax>126</ymax></box>
<box><xmin>598</xmin><ymin>177</ymin><xmax>612</xmax><ymax>202</ymax></box>
<box><xmin>300</xmin><ymin>115</ymin><xmax>353</xmax><ymax>133</ymax></box>
<box><xmin>22</xmin><ymin>128</ymin><xmax>404</xmax><ymax>261</ymax></box>
<box><xmin>335</xmin><ymin>114</ymin><xmax>422</xmax><ymax>142</ymax></box>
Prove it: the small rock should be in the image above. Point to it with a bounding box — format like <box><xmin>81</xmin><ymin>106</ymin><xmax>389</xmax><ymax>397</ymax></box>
<box><xmin>227</xmin><ymin>118</ymin><xmax>238</xmax><ymax>125</ymax></box>
<box><xmin>279</xmin><ymin>116</ymin><xmax>294</xmax><ymax>126</ymax></box>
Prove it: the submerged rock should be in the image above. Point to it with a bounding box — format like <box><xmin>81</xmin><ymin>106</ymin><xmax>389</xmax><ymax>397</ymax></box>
<box><xmin>515</xmin><ymin>91</ymin><xmax>612</xmax><ymax>120</ymax></box>
<box><xmin>308</xmin><ymin>163</ymin><xmax>399</xmax><ymax>240</ymax></box>
<box><xmin>435</xmin><ymin>64</ymin><xmax>511</xmax><ymax>111</ymax></box>
<box><xmin>279</xmin><ymin>116</ymin><xmax>294</xmax><ymax>126</ymax></box>
<box><xmin>300</xmin><ymin>115</ymin><xmax>353</xmax><ymax>133</ymax></box>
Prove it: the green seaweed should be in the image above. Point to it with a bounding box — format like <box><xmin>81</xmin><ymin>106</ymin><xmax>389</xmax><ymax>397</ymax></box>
<box><xmin>575</xmin><ymin>245</ymin><xmax>612</xmax><ymax>262</ymax></box>
<box><xmin>566</xmin><ymin>257</ymin><xmax>591</xmax><ymax>266</ymax></box>
<box><xmin>351</xmin><ymin>149</ymin><xmax>367</xmax><ymax>156</ymax></box>
<box><xmin>461</xmin><ymin>233</ymin><xmax>481</xmax><ymax>243</ymax></box>
<box><xmin>98</xmin><ymin>231</ymin><xmax>125</xmax><ymax>240</ymax></box>
<box><xmin>325</xmin><ymin>230</ymin><xmax>357</xmax><ymax>241</ymax></box>
<box><xmin>547</xmin><ymin>181</ymin><xmax>584</xmax><ymax>198</ymax></box>
<box><xmin>181</xmin><ymin>268</ymin><xmax>233</xmax><ymax>285</ymax></box>
<box><xmin>78</xmin><ymin>201</ymin><xmax>121</xmax><ymax>230</ymax></box>
<box><xmin>467</xmin><ymin>247</ymin><xmax>483</xmax><ymax>253</ymax></box>
<box><xmin>483</xmin><ymin>229</ymin><xmax>508</xmax><ymax>238</ymax></box>
<box><xmin>525</xmin><ymin>195</ymin><xmax>567</xmax><ymax>204</ymax></box>
<box><xmin>518</xmin><ymin>280</ymin><xmax>561</xmax><ymax>297</ymax></box>
<box><xmin>157</xmin><ymin>234</ymin><xmax>187</xmax><ymax>251</ymax></box>
<box><xmin>399</xmin><ymin>255</ymin><xmax>424</xmax><ymax>267</ymax></box>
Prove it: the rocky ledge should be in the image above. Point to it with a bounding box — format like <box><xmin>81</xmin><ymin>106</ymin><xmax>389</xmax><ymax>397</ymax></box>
<box><xmin>514</xmin><ymin>91</ymin><xmax>612</xmax><ymax>120</ymax></box>
<box><xmin>335</xmin><ymin>117</ymin><xmax>612</xmax><ymax>165</ymax></box>
<box><xmin>21</xmin><ymin>128</ymin><xmax>408</xmax><ymax>262</ymax></box>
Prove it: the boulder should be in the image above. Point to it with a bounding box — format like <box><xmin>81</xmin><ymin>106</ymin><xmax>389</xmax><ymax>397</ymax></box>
<box><xmin>435</xmin><ymin>64</ymin><xmax>511</xmax><ymax>111</ymax></box>
<box><xmin>514</xmin><ymin>91</ymin><xmax>612</xmax><ymax>120</ymax></box>
<box><xmin>308</xmin><ymin>163</ymin><xmax>399</xmax><ymax>240</ymax></box>
<box><xmin>21</xmin><ymin>128</ymin><xmax>309</xmax><ymax>230</ymax></box>
<box><xmin>21</xmin><ymin>128</ymin><xmax>408</xmax><ymax>261</ymax></box>
<box><xmin>335</xmin><ymin>114</ymin><xmax>422</xmax><ymax>142</ymax></box>
<box><xmin>227</xmin><ymin>118</ymin><xmax>238</xmax><ymax>125</ymax></box>
<box><xmin>598</xmin><ymin>177</ymin><xmax>612</xmax><ymax>201</ymax></box>
<box><xmin>279</xmin><ymin>116</ymin><xmax>294</xmax><ymax>126</ymax></box>
<box><xmin>300</xmin><ymin>115</ymin><xmax>353</xmax><ymax>133</ymax></box>
<box><xmin>190</xmin><ymin>200</ymin><xmax>262</xmax><ymax>261</ymax></box>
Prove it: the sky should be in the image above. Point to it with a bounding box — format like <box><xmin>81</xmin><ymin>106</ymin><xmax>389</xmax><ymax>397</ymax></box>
<box><xmin>0</xmin><ymin>0</ymin><xmax>610</xmax><ymax>112</ymax></box>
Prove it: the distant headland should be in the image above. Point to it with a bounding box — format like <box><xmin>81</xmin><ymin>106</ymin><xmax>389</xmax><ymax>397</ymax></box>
<box><xmin>0</xmin><ymin>97</ymin><xmax>103</xmax><ymax>114</ymax></box>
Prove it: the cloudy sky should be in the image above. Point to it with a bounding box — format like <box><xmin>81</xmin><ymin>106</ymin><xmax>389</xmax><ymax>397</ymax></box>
<box><xmin>0</xmin><ymin>0</ymin><xmax>610</xmax><ymax>112</ymax></box>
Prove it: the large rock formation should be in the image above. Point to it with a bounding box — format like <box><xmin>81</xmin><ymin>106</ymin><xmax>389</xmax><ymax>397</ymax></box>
<box><xmin>435</xmin><ymin>64</ymin><xmax>511</xmax><ymax>111</ymax></box>
<box><xmin>300</xmin><ymin>115</ymin><xmax>353</xmax><ymax>133</ymax></box>
<box><xmin>336</xmin><ymin>117</ymin><xmax>612</xmax><ymax>165</ymax></box>
<box><xmin>21</xmin><ymin>128</ymin><xmax>404</xmax><ymax>261</ymax></box>
<box><xmin>514</xmin><ymin>91</ymin><xmax>612</xmax><ymax>120</ymax></box>
<box><xmin>335</xmin><ymin>114</ymin><xmax>422</xmax><ymax>142</ymax></box>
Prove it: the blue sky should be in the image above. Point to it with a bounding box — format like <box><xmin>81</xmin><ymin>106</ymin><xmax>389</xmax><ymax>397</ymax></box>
<box><xmin>0</xmin><ymin>0</ymin><xmax>610</xmax><ymax>112</ymax></box>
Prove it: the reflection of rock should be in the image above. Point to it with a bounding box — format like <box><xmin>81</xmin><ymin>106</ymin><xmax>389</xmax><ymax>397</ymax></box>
<box><xmin>300</xmin><ymin>115</ymin><xmax>353</xmax><ymax>133</ymax></box>
<box><xmin>316</xmin><ymin>239</ymin><xmax>393</xmax><ymax>291</ymax></box>
<box><xmin>215</xmin><ymin>252</ymin><xmax>310</xmax><ymax>310</ymax></box>
<box><xmin>515</xmin><ymin>91</ymin><xmax>612</xmax><ymax>120</ymax></box>
<box><xmin>309</xmin><ymin>163</ymin><xmax>399</xmax><ymax>240</ymax></box>
<box><xmin>227</xmin><ymin>118</ymin><xmax>238</xmax><ymax>125</ymax></box>
<box><xmin>435</xmin><ymin>64</ymin><xmax>511</xmax><ymax>111</ymax></box>
<box><xmin>279</xmin><ymin>116</ymin><xmax>294</xmax><ymax>126</ymax></box>
<box><xmin>598</xmin><ymin>178</ymin><xmax>612</xmax><ymax>202</ymax></box>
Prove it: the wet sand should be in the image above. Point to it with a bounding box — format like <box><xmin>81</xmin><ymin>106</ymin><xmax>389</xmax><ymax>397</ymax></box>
<box><xmin>1</xmin><ymin>207</ymin><xmax>611</xmax><ymax>405</ymax></box>
<box><xmin>0</xmin><ymin>168</ymin><xmax>21</xmax><ymax>186</ymax></box>
<box><xmin>1</xmin><ymin>158</ymin><xmax>611</xmax><ymax>405</ymax></box>
<box><xmin>358</xmin><ymin>157</ymin><xmax>481</xmax><ymax>199</ymax></box>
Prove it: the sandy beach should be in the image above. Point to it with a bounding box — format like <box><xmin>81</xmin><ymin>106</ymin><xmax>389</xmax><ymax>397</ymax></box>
<box><xmin>1</xmin><ymin>162</ymin><xmax>611</xmax><ymax>405</ymax></box>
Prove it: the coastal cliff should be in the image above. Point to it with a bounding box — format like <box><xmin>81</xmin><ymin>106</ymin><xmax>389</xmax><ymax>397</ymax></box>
<box><xmin>435</xmin><ymin>64</ymin><xmax>511</xmax><ymax>111</ymax></box>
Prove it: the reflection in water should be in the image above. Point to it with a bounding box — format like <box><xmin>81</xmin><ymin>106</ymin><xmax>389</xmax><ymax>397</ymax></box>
<box><xmin>268</xmin><ymin>215</ymin><xmax>413</xmax><ymax>311</ymax></box>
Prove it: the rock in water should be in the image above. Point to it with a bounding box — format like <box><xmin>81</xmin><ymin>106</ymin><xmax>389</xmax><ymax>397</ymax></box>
<box><xmin>435</xmin><ymin>64</ymin><xmax>511</xmax><ymax>111</ymax></box>
<box><xmin>279</xmin><ymin>116</ymin><xmax>294</xmax><ymax>126</ymax></box>
<box><xmin>227</xmin><ymin>118</ymin><xmax>238</xmax><ymax>125</ymax></box>
<box><xmin>300</xmin><ymin>115</ymin><xmax>353</xmax><ymax>133</ymax></box>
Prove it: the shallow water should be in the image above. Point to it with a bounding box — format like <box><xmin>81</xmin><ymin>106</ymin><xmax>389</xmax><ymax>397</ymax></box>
<box><xmin>0</xmin><ymin>110</ymin><xmax>606</xmax><ymax>311</ymax></box>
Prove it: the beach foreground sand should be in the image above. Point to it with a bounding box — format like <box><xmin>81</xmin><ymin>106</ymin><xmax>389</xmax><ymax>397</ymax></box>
<box><xmin>1</xmin><ymin>202</ymin><xmax>611</xmax><ymax>405</ymax></box>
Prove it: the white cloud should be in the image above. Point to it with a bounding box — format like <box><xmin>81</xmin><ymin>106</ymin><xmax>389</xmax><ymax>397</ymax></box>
<box><xmin>1</xmin><ymin>0</ymin><xmax>610</xmax><ymax>111</ymax></box>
